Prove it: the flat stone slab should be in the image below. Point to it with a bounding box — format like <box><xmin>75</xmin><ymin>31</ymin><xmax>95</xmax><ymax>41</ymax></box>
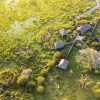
<box><xmin>54</xmin><ymin>41</ymin><xmax>65</xmax><ymax>49</ymax></box>
<box><xmin>75</xmin><ymin>36</ymin><xmax>83</xmax><ymax>41</ymax></box>
<box><xmin>59</xmin><ymin>28</ymin><xmax>68</xmax><ymax>37</ymax></box>
<box><xmin>57</xmin><ymin>59</ymin><xmax>69</xmax><ymax>70</ymax></box>
<box><xmin>77</xmin><ymin>24</ymin><xmax>93</xmax><ymax>33</ymax></box>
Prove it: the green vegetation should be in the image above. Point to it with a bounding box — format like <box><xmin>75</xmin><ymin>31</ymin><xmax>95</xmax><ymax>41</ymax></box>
<box><xmin>92</xmin><ymin>82</ymin><xmax>100</xmax><ymax>98</ymax></box>
<box><xmin>34</xmin><ymin>48</ymin><xmax>100</xmax><ymax>100</ymax></box>
<box><xmin>36</xmin><ymin>76</ymin><xmax>45</xmax><ymax>85</ymax></box>
<box><xmin>92</xmin><ymin>19</ymin><xmax>100</xmax><ymax>38</ymax></box>
<box><xmin>36</xmin><ymin>85</ymin><xmax>44</xmax><ymax>94</ymax></box>
<box><xmin>0</xmin><ymin>0</ymin><xmax>100</xmax><ymax>100</ymax></box>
